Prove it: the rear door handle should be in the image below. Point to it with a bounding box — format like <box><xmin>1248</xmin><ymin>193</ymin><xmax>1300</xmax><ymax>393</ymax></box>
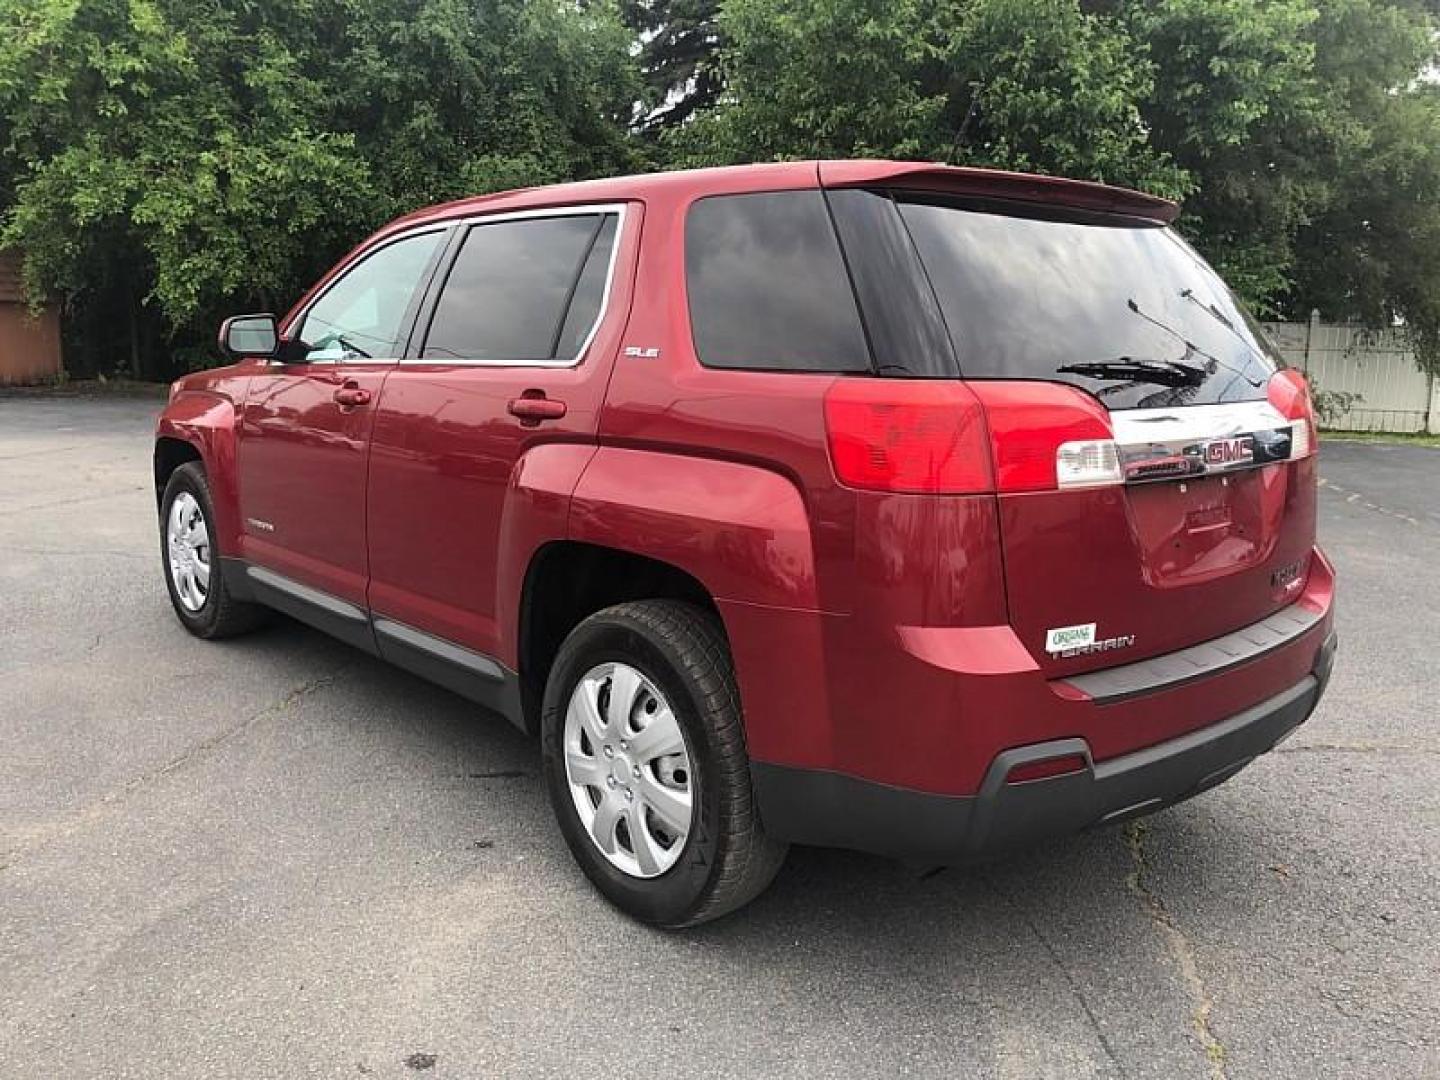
<box><xmin>333</xmin><ymin>382</ymin><xmax>371</xmax><ymax>409</ymax></box>
<box><xmin>507</xmin><ymin>395</ymin><xmax>567</xmax><ymax>423</ymax></box>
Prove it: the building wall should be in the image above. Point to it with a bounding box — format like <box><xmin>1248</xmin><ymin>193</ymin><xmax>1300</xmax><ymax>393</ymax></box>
<box><xmin>0</xmin><ymin>254</ymin><xmax>63</xmax><ymax>386</ymax></box>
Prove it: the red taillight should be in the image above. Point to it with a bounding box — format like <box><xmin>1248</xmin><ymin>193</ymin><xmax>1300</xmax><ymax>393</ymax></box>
<box><xmin>823</xmin><ymin>379</ymin><xmax>992</xmax><ymax>494</ymax></box>
<box><xmin>1005</xmin><ymin>753</ymin><xmax>1089</xmax><ymax>784</ymax></box>
<box><xmin>1267</xmin><ymin>369</ymin><xmax>1317</xmax><ymax>458</ymax></box>
<box><xmin>968</xmin><ymin>382</ymin><xmax>1118</xmax><ymax>492</ymax></box>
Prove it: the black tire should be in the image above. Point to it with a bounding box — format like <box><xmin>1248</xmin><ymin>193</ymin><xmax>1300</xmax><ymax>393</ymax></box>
<box><xmin>541</xmin><ymin>600</ymin><xmax>787</xmax><ymax>928</ymax></box>
<box><xmin>159</xmin><ymin>461</ymin><xmax>267</xmax><ymax>639</ymax></box>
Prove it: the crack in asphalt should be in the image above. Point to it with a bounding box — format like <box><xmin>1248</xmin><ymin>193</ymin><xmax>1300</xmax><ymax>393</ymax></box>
<box><xmin>1124</xmin><ymin>821</ymin><xmax>1228</xmax><ymax>1080</ymax></box>
<box><xmin>0</xmin><ymin>669</ymin><xmax>344</xmax><ymax>873</ymax></box>
<box><xmin>2</xmin><ymin>544</ymin><xmax>151</xmax><ymax>560</ymax></box>
<box><xmin>1317</xmin><ymin>477</ymin><xmax>1424</xmax><ymax>527</ymax></box>
<box><xmin>0</xmin><ymin>485</ymin><xmax>149</xmax><ymax>518</ymax></box>
<box><xmin>985</xmin><ymin>874</ymin><xmax>1129</xmax><ymax>1077</ymax></box>
<box><xmin>0</xmin><ymin>444</ymin><xmax>84</xmax><ymax>461</ymax></box>
<box><xmin>1276</xmin><ymin>741</ymin><xmax>1435</xmax><ymax>755</ymax></box>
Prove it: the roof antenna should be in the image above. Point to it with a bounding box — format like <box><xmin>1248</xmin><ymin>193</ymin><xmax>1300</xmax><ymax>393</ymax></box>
<box><xmin>946</xmin><ymin>84</ymin><xmax>982</xmax><ymax>166</ymax></box>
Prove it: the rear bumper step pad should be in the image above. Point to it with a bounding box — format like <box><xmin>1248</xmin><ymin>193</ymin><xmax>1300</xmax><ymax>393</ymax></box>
<box><xmin>1060</xmin><ymin>601</ymin><xmax>1324</xmax><ymax>704</ymax></box>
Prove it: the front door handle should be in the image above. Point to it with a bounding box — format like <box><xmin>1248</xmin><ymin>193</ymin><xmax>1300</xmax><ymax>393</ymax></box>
<box><xmin>507</xmin><ymin>394</ymin><xmax>567</xmax><ymax>424</ymax></box>
<box><xmin>333</xmin><ymin>382</ymin><xmax>371</xmax><ymax>409</ymax></box>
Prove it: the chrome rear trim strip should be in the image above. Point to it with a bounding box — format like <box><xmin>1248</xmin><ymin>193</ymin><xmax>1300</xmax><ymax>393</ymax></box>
<box><xmin>1110</xmin><ymin>399</ymin><xmax>1296</xmax><ymax>483</ymax></box>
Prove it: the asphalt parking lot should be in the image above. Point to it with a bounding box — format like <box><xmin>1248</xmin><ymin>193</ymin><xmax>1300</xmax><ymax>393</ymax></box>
<box><xmin>1</xmin><ymin>394</ymin><xmax>1437</xmax><ymax>1079</ymax></box>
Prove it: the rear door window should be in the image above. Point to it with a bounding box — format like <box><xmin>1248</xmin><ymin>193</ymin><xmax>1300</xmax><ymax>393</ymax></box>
<box><xmin>896</xmin><ymin>196</ymin><xmax>1280</xmax><ymax>409</ymax></box>
<box><xmin>685</xmin><ymin>191</ymin><xmax>871</xmax><ymax>373</ymax></box>
<box><xmin>554</xmin><ymin>215</ymin><xmax>619</xmax><ymax>359</ymax></box>
<box><xmin>421</xmin><ymin>212</ymin><xmax>619</xmax><ymax>364</ymax></box>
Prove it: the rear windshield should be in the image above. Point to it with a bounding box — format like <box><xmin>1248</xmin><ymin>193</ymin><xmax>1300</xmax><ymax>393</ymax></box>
<box><xmin>897</xmin><ymin>196</ymin><xmax>1281</xmax><ymax>409</ymax></box>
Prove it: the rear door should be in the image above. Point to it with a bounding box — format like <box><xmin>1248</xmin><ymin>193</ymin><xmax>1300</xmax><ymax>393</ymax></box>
<box><xmin>364</xmin><ymin>205</ymin><xmax>632</xmax><ymax>665</ymax></box>
<box><xmin>238</xmin><ymin>227</ymin><xmax>446</xmax><ymax>611</ymax></box>
<box><xmin>836</xmin><ymin>188</ymin><xmax>1314</xmax><ymax>678</ymax></box>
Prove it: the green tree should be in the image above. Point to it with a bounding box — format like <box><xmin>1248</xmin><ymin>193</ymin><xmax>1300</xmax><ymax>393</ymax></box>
<box><xmin>0</xmin><ymin>0</ymin><xmax>640</xmax><ymax>378</ymax></box>
<box><xmin>1124</xmin><ymin>0</ymin><xmax>1440</xmax><ymax>371</ymax></box>
<box><xmin>671</xmin><ymin>0</ymin><xmax>1440</xmax><ymax>368</ymax></box>
<box><xmin>1283</xmin><ymin>2</ymin><xmax>1440</xmax><ymax>367</ymax></box>
<box><xmin>1120</xmin><ymin>0</ymin><xmax>1322</xmax><ymax>304</ymax></box>
<box><xmin>671</xmin><ymin>0</ymin><xmax>1187</xmax><ymax>197</ymax></box>
<box><xmin>621</xmin><ymin>0</ymin><xmax>725</xmax><ymax>133</ymax></box>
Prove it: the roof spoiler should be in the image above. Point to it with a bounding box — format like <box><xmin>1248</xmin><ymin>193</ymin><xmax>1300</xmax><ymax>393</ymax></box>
<box><xmin>817</xmin><ymin>160</ymin><xmax>1180</xmax><ymax>225</ymax></box>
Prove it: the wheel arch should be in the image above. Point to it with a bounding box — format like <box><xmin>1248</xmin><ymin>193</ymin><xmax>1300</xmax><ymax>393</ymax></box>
<box><xmin>509</xmin><ymin>444</ymin><xmax>829</xmax><ymax>766</ymax></box>
<box><xmin>154</xmin><ymin>390</ymin><xmax>244</xmax><ymax>555</ymax></box>
<box><xmin>153</xmin><ymin>436</ymin><xmax>202</xmax><ymax>503</ymax></box>
<box><xmin>517</xmin><ymin>540</ymin><xmax>722</xmax><ymax>734</ymax></box>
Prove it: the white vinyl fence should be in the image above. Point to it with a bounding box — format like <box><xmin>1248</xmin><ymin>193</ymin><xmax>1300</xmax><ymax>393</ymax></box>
<box><xmin>1262</xmin><ymin>317</ymin><xmax>1440</xmax><ymax>434</ymax></box>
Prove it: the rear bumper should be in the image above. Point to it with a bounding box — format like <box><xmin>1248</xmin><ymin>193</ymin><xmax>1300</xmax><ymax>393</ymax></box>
<box><xmin>752</xmin><ymin>630</ymin><xmax>1336</xmax><ymax>863</ymax></box>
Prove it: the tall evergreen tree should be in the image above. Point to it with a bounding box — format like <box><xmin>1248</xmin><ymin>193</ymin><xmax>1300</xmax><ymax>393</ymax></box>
<box><xmin>621</xmin><ymin>0</ymin><xmax>724</xmax><ymax>133</ymax></box>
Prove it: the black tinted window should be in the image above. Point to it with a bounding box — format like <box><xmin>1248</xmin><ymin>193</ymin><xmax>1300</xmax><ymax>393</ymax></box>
<box><xmin>826</xmin><ymin>189</ymin><xmax>956</xmax><ymax>378</ymax></box>
<box><xmin>423</xmin><ymin>214</ymin><xmax>615</xmax><ymax>363</ymax></box>
<box><xmin>555</xmin><ymin>215</ymin><xmax>618</xmax><ymax>359</ymax></box>
<box><xmin>898</xmin><ymin>198</ymin><xmax>1279</xmax><ymax>409</ymax></box>
<box><xmin>686</xmin><ymin>191</ymin><xmax>871</xmax><ymax>372</ymax></box>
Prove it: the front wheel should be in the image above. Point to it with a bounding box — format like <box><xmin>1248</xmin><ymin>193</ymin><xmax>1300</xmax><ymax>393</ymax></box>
<box><xmin>160</xmin><ymin>462</ymin><xmax>267</xmax><ymax>639</ymax></box>
<box><xmin>541</xmin><ymin>600</ymin><xmax>787</xmax><ymax>927</ymax></box>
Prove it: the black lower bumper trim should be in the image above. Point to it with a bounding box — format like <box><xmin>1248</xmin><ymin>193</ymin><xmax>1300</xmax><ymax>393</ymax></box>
<box><xmin>752</xmin><ymin>634</ymin><xmax>1335</xmax><ymax>863</ymax></box>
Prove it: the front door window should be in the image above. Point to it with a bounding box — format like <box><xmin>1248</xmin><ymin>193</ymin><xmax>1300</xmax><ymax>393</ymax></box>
<box><xmin>297</xmin><ymin>230</ymin><xmax>444</xmax><ymax>362</ymax></box>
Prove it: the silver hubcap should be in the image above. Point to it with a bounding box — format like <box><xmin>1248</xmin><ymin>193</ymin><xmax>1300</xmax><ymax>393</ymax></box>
<box><xmin>564</xmin><ymin>662</ymin><xmax>694</xmax><ymax>878</ymax></box>
<box><xmin>166</xmin><ymin>491</ymin><xmax>211</xmax><ymax>613</ymax></box>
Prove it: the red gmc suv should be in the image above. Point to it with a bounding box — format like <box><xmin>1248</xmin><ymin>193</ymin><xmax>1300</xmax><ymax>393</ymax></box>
<box><xmin>155</xmin><ymin>161</ymin><xmax>1337</xmax><ymax>926</ymax></box>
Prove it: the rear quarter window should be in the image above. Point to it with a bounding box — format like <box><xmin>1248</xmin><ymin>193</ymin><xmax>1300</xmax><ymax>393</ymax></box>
<box><xmin>685</xmin><ymin>191</ymin><xmax>872</xmax><ymax>373</ymax></box>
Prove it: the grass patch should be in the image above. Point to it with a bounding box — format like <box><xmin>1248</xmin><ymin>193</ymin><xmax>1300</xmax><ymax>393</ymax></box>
<box><xmin>1321</xmin><ymin>429</ymin><xmax>1440</xmax><ymax>449</ymax></box>
<box><xmin>0</xmin><ymin>377</ymin><xmax>167</xmax><ymax>399</ymax></box>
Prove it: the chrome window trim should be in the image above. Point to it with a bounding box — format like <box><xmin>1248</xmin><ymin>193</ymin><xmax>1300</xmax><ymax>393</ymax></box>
<box><xmin>403</xmin><ymin>202</ymin><xmax>629</xmax><ymax>370</ymax></box>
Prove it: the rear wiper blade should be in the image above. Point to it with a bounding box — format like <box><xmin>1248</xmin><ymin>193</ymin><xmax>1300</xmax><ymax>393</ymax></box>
<box><xmin>1056</xmin><ymin>358</ymin><xmax>1206</xmax><ymax>388</ymax></box>
<box><xmin>1178</xmin><ymin>288</ymin><xmax>1237</xmax><ymax>333</ymax></box>
<box><xmin>1178</xmin><ymin>288</ymin><xmax>1281</xmax><ymax>381</ymax></box>
<box><xmin>1127</xmin><ymin>297</ymin><xmax>1265</xmax><ymax>388</ymax></box>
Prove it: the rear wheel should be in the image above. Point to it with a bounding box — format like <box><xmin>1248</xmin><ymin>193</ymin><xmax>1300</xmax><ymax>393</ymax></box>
<box><xmin>160</xmin><ymin>462</ymin><xmax>267</xmax><ymax>639</ymax></box>
<box><xmin>541</xmin><ymin>600</ymin><xmax>787</xmax><ymax>927</ymax></box>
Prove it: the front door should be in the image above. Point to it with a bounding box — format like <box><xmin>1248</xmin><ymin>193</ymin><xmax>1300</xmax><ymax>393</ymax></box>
<box><xmin>237</xmin><ymin>228</ymin><xmax>447</xmax><ymax>609</ymax></box>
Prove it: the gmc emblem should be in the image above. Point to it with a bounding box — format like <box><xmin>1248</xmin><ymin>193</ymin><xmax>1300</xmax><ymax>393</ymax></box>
<box><xmin>1203</xmin><ymin>436</ymin><xmax>1254</xmax><ymax>466</ymax></box>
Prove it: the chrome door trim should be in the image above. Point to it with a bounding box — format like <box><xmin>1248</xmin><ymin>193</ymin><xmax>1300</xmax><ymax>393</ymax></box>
<box><xmin>372</xmin><ymin>617</ymin><xmax>506</xmax><ymax>682</ymax></box>
<box><xmin>246</xmin><ymin>565</ymin><xmax>368</xmax><ymax>623</ymax></box>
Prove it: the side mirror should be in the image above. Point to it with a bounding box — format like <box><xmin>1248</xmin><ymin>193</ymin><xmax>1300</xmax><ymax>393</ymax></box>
<box><xmin>219</xmin><ymin>313</ymin><xmax>279</xmax><ymax>360</ymax></box>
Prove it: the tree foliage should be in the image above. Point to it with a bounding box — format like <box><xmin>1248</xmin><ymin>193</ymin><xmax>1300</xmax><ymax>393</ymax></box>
<box><xmin>675</xmin><ymin>0</ymin><xmax>1440</xmax><ymax>368</ymax></box>
<box><xmin>669</xmin><ymin>0</ymin><xmax>1187</xmax><ymax>197</ymax></box>
<box><xmin>0</xmin><ymin>0</ymin><xmax>1437</xmax><ymax>376</ymax></box>
<box><xmin>0</xmin><ymin>0</ymin><xmax>639</xmax><ymax>376</ymax></box>
<box><xmin>621</xmin><ymin>0</ymin><xmax>725</xmax><ymax>132</ymax></box>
